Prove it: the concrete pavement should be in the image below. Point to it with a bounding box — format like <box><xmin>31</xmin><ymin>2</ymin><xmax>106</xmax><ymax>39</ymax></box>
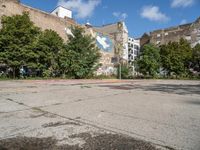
<box><xmin>0</xmin><ymin>79</ymin><xmax>200</xmax><ymax>149</ymax></box>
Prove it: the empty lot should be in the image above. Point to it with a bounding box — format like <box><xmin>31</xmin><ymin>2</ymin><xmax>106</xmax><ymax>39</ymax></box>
<box><xmin>0</xmin><ymin>79</ymin><xmax>200</xmax><ymax>150</ymax></box>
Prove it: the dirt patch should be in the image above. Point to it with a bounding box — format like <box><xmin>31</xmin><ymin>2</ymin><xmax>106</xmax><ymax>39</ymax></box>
<box><xmin>0</xmin><ymin>133</ymin><xmax>169</xmax><ymax>150</ymax></box>
<box><xmin>42</xmin><ymin>121</ymin><xmax>81</xmax><ymax>128</ymax></box>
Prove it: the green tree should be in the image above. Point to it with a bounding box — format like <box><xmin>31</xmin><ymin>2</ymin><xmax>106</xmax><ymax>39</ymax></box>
<box><xmin>135</xmin><ymin>44</ymin><xmax>160</xmax><ymax>77</ymax></box>
<box><xmin>59</xmin><ymin>27</ymin><xmax>101</xmax><ymax>79</ymax></box>
<box><xmin>34</xmin><ymin>29</ymin><xmax>64</xmax><ymax>77</ymax></box>
<box><xmin>160</xmin><ymin>38</ymin><xmax>192</xmax><ymax>77</ymax></box>
<box><xmin>0</xmin><ymin>12</ymin><xmax>40</xmax><ymax>78</ymax></box>
<box><xmin>191</xmin><ymin>43</ymin><xmax>200</xmax><ymax>73</ymax></box>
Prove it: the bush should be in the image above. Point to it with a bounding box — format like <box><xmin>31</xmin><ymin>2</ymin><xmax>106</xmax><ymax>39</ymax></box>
<box><xmin>117</xmin><ymin>63</ymin><xmax>132</xmax><ymax>79</ymax></box>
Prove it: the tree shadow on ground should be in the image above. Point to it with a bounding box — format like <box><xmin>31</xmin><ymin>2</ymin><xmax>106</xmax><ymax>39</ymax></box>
<box><xmin>0</xmin><ymin>133</ymin><xmax>162</xmax><ymax>150</ymax></box>
<box><xmin>99</xmin><ymin>84</ymin><xmax>200</xmax><ymax>96</ymax></box>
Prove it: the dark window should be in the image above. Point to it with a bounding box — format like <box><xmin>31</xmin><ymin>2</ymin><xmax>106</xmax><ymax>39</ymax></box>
<box><xmin>134</xmin><ymin>45</ymin><xmax>139</xmax><ymax>50</ymax></box>
<box><xmin>134</xmin><ymin>50</ymin><xmax>138</xmax><ymax>55</ymax></box>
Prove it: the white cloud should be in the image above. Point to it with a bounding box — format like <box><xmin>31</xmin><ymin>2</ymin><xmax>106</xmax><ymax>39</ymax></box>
<box><xmin>171</xmin><ymin>0</ymin><xmax>195</xmax><ymax>8</ymax></box>
<box><xmin>180</xmin><ymin>19</ymin><xmax>187</xmax><ymax>24</ymax></box>
<box><xmin>113</xmin><ymin>12</ymin><xmax>128</xmax><ymax>20</ymax></box>
<box><xmin>57</xmin><ymin>0</ymin><xmax>101</xmax><ymax>19</ymax></box>
<box><xmin>140</xmin><ymin>6</ymin><xmax>170</xmax><ymax>22</ymax></box>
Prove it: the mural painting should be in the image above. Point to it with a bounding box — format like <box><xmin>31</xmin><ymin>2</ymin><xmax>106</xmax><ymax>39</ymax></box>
<box><xmin>96</xmin><ymin>33</ymin><xmax>113</xmax><ymax>53</ymax></box>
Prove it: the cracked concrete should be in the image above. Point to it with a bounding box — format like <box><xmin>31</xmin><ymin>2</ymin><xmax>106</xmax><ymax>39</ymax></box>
<box><xmin>0</xmin><ymin>79</ymin><xmax>200</xmax><ymax>150</ymax></box>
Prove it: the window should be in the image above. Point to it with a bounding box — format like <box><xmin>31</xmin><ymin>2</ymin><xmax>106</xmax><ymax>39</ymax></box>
<box><xmin>129</xmin><ymin>56</ymin><xmax>133</xmax><ymax>60</ymax></box>
<box><xmin>134</xmin><ymin>45</ymin><xmax>139</xmax><ymax>50</ymax></box>
<box><xmin>56</xmin><ymin>11</ymin><xmax>58</xmax><ymax>16</ymax></box>
<box><xmin>130</xmin><ymin>44</ymin><xmax>133</xmax><ymax>48</ymax></box>
<box><xmin>134</xmin><ymin>50</ymin><xmax>138</xmax><ymax>55</ymax></box>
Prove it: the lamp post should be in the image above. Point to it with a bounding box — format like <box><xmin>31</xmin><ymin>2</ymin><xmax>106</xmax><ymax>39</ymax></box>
<box><xmin>119</xmin><ymin>62</ymin><xmax>121</xmax><ymax>80</ymax></box>
<box><xmin>112</xmin><ymin>56</ymin><xmax>121</xmax><ymax>80</ymax></box>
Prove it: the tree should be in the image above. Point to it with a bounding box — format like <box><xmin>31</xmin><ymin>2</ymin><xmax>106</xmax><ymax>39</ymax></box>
<box><xmin>135</xmin><ymin>44</ymin><xmax>160</xmax><ymax>77</ymax></box>
<box><xmin>34</xmin><ymin>29</ymin><xmax>64</xmax><ymax>77</ymax></box>
<box><xmin>0</xmin><ymin>12</ymin><xmax>41</xmax><ymax>78</ymax></box>
<box><xmin>59</xmin><ymin>27</ymin><xmax>101</xmax><ymax>79</ymax></box>
<box><xmin>191</xmin><ymin>43</ymin><xmax>200</xmax><ymax>73</ymax></box>
<box><xmin>160</xmin><ymin>38</ymin><xmax>192</xmax><ymax>77</ymax></box>
<box><xmin>118</xmin><ymin>63</ymin><xmax>132</xmax><ymax>79</ymax></box>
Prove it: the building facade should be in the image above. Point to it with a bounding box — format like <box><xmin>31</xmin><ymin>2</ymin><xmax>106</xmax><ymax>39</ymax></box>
<box><xmin>128</xmin><ymin>37</ymin><xmax>140</xmax><ymax>73</ymax></box>
<box><xmin>93</xmin><ymin>22</ymin><xmax>129</xmax><ymax>61</ymax></box>
<box><xmin>140</xmin><ymin>17</ymin><xmax>200</xmax><ymax>48</ymax></box>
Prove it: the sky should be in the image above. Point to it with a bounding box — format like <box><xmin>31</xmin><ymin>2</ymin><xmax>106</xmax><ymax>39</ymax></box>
<box><xmin>20</xmin><ymin>0</ymin><xmax>200</xmax><ymax>38</ymax></box>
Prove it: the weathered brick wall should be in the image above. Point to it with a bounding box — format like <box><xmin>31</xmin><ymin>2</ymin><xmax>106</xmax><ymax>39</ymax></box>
<box><xmin>149</xmin><ymin>17</ymin><xmax>200</xmax><ymax>47</ymax></box>
<box><xmin>150</xmin><ymin>24</ymin><xmax>191</xmax><ymax>45</ymax></box>
<box><xmin>0</xmin><ymin>0</ymin><xmax>77</xmax><ymax>41</ymax></box>
<box><xmin>0</xmin><ymin>0</ymin><xmax>116</xmax><ymax>75</ymax></box>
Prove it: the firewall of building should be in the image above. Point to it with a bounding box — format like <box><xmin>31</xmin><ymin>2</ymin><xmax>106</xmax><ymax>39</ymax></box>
<box><xmin>140</xmin><ymin>17</ymin><xmax>200</xmax><ymax>48</ymax></box>
<box><xmin>0</xmin><ymin>0</ymin><xmax>131</xmax><ymax>75</ymax></box>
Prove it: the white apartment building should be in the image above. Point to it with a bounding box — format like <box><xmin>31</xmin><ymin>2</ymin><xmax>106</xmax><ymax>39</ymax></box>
<box><xmin>128</xmin><ymin>37</ymin><xmax>140</xmax><ymax>73</ymax></box>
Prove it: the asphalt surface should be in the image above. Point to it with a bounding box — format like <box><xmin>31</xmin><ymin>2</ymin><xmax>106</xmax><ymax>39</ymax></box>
<box><xmin>0</xmin><ymin>79</ymin><xmax>200</xmax><ymax>150</ymax></box>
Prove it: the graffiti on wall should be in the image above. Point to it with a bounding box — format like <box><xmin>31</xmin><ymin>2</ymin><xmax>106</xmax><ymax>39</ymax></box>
<box><xmin>96</xmin><ymin>33</ymin><xmax>113</xmax><ymax>52</ymax></box>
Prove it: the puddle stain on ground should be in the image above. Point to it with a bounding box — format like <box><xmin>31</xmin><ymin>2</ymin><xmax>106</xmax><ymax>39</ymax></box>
<box><xmin>80</xmin><ymin>85</ymin><xmax>92</xmax><ymax>89</ymax></box>
<box><xmin>99</xmin><ymin>84</ymin><xmax>136</xmax><ymax>90</ymax></box>
<box><xmin>0</xmin><ymin>133</ymin><xmax>165</xmax><ymax>150</ymax></box>
<box><xmin>26</xmin><ymin>86</ymin><xmax>37</xmax><ymax>88</ymax></box>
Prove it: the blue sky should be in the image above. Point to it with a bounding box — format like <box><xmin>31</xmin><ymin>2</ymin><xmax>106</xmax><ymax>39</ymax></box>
<box><xmin>20</xmin><ymin>0</ymin><xmax>200</xmax><ymax>38</ymax></box>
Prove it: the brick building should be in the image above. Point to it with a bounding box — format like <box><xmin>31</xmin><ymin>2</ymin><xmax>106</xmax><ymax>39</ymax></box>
<box><xmin>140</xmin><ymin>17</ymin><xmax>200</xmax><ymax>47</ymax></box>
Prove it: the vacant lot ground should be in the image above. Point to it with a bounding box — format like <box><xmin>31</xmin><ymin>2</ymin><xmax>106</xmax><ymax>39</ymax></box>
<box><xmin>0</xmin><ymin>79</ymin><xmax>200</xmax><ymax>150</ymax></box>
